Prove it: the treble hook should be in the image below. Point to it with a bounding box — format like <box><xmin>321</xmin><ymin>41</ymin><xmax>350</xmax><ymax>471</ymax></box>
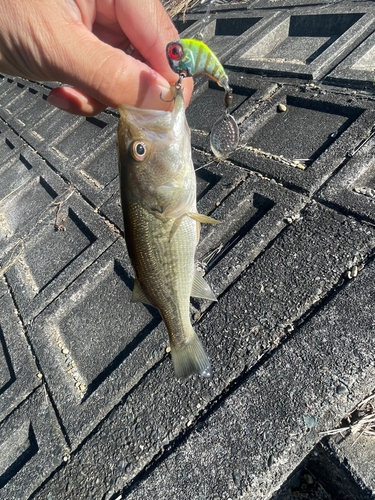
<box><xmin>160</xmin><ymin>73</ymin><xmax>186</xmax><ymax>102</ymax></box>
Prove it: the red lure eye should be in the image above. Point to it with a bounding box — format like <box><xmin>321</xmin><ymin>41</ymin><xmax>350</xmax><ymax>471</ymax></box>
<box><xmin>168</xmin><ymin>43</ymin><xmax>183</xmax><ymax>61</ymax></box>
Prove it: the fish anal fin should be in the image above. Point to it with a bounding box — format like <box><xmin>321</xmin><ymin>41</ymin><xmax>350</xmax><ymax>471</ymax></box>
<box><xmin>186</xmin><ymin>212</ymin><xmax>221</xmax><ymax>224</ymax></box>
<box><xmin>191</xmin><ymin>270</ymin><xmax>217</xmax><ymax>302</ymax></box>
<box><xmin>131</xmin><ymin>279</ymin><xmax>153</xmax><ymax>306</ymax></box>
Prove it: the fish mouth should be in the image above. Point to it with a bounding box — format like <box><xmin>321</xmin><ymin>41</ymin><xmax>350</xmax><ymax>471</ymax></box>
<box><xmin>118</xmin><ymin>105</ymin><xmax>172</xmax><ymax>136</ymax></box>
<box><xmin>118</xmin><ymin>88</ymin><xmax>186</xmax><ymax>145</ymax></box>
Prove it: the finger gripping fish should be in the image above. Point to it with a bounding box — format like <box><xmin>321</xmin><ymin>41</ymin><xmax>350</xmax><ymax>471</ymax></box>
<box><xmin>117</xmin><ymin>87</ymin><xmax>219</xmax><ymax>379</ymax></box>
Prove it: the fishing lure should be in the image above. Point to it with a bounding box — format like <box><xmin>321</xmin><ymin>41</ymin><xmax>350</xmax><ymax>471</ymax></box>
<box><xmin>166</xmin><ymin>38</ymin><xmax>239</xmax><ymax>159</ymax></box>
<box><xmin>166</xmin><ymin>39</ymin><xmax>231</xmax><ymax>93</ymax></box>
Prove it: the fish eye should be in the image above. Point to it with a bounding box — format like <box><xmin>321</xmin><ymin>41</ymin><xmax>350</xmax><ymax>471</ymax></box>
<box><xmin>168</xmin><ymin>43</ymin><xmax>183</xmax><ymax>61</ymax></box>
<box><xmin>131</xmin><ymin>141</ymin><xmax>147</xmax><ymax>161</ymax></box>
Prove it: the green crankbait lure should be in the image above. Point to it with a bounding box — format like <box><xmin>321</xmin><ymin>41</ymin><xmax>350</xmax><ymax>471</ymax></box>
<box><xmin>166</xmin><ymin>39</ymin><xmax>230</xmax><ymax>92</ymax></box>
<box><xmin>166</xmin><ymin>39</ymin><xmax>239</xmax><ymax>159</ymax></box>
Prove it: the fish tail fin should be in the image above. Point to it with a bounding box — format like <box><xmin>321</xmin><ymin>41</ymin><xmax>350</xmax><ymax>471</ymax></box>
<box><xmin>170</xmin><ymin>331</ymin><xmax>211</xmax><ymax>380</ymax></box>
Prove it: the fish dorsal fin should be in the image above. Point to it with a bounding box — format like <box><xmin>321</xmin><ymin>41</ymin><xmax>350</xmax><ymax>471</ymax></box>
<box><xmin>186</xmin><ymin>212</ymin><xmax>221</xmax><ymax>224</ymax></box>
<box><xmin>191</xmin><ymin>270</ymin><xmax>217</xmax><ymax>301</ymax></box>
<box><xmin>131</xmin><ymin>279</ymin><xmax>153</xmax><ymax>306</ymax></box>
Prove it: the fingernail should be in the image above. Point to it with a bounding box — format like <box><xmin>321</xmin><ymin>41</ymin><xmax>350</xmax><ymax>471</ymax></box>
<box><xmin>47</xmin><ymin>94</ymin><xmax>71</xmax><ymax>111</ymax></box>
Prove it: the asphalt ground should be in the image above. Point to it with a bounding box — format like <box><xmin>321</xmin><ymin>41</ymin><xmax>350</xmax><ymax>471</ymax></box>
<box><xmin>0</xmin><ymin>1</ymin><xmax>375</xmax><ymax>499</ymax></box>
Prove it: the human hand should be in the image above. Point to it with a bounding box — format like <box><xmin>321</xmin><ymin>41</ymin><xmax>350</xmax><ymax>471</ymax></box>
<box><xmin>0</xmin><ymin>0</ymin><xmax>193</xmax><ymax>115</ymax></box>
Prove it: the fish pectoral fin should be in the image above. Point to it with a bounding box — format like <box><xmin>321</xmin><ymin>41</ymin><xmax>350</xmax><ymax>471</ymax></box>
<box><xmin>186</xmin><ymin>212</ymin><xmax>221</xmax><ymax>224</ymax></box>
<box><xmin>191</xmin><ymin>270</ymin><xmax>217</xmax><ymax>302</ymax></box>
<box><xmin>169</xmin><ymin>216</ymin><xmax>183</xmax><ymax>241</ymax></box>
<box><xmin>131</xmin><ymin>279</ymin><xmax>153</xmax><ymax>306</ymax></box>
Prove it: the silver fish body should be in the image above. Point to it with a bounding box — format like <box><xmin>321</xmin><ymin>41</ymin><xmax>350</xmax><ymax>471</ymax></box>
<box><xmin>117</xmin><ymin>88</ymin><xmax>218</xmax><ymax>379</ymax></box>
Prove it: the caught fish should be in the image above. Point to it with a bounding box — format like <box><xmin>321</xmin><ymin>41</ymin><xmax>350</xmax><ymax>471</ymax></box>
<box><xmin>166</xmin><ymin>39</ymin><xmax>230</xmax><ymax>92</ymax></box>
<box><xmin>117</xmin><ymin>87</ymin><xmax>219</xmax><ymax>379</ymax></box>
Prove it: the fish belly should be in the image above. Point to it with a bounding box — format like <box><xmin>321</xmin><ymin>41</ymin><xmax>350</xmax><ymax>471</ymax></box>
<box><xmin>125</xmin><ymin>202</ymin><xmax>196</xmax><ymax>347</ymax></box>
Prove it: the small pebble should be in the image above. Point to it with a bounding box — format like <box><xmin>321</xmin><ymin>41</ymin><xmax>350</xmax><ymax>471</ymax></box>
<box><xmin>278</xmin><ymin>103</ymin><xmax>287</xmax><ymax>112</ymax></box>
<box><xmin>36</xmin><ymin>373</ymin><xmax>43</xmax><ymax>379</ymax></box>
<box><xmin>304</xmin><ymin>472</ymin><xmax>314</xmax><ymax>485</ymax></box>
<box><xmin>303</xmin><ymin>415</ymin><xmax>317</xmax><ymax>429</ymax></box>
<box><xmin>166</xmin><ymin>346</ymin><xmax>171</xmax><ymax>353</ymax></box>
<box><xmin>62</xmin><ymin>348</ymin><xmax>69</xmax><ymax>355</ymax></box>
<box><xmin>79</xmin><ymin>384</ymin><xmax>86</xmax><ymax>391</ymax></box>
<box><xmin>336</xmin><ymin>384</ymin><xmax>348</xmax><ymax>394</ymax></box>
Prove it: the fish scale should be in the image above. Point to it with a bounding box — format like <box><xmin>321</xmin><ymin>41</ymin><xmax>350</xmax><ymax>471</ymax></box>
<box><xmin>129</xmin><ymin>203</ymin><xmax>196</xmax><ymax>347</ymax></box>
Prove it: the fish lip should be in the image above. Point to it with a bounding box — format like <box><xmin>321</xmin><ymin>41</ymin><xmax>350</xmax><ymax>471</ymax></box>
<box><xmin>117</xmin><ymin>105</ymin><xmax>172</xmax><ymax>148</ymax></box>
<box><xmin>117</xmin><ymin>103</ymin><xmax>172</xmax><ymax>119</ymax></box>
<box><xmin>118</xmin><ymin>88</ymin><xmax>186</xmax><ymax>148</ymax></box>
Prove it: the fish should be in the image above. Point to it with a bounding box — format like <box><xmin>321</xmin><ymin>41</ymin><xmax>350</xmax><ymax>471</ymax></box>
<box><xmin>117</xmin><ymin>87</ymin><xmax>219</xmax><ymax>379</ymax></box>
<box><xmin>166</xmin><ymin>39</ymin><xmax>231</xmax><ymax>93</ymax></box>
